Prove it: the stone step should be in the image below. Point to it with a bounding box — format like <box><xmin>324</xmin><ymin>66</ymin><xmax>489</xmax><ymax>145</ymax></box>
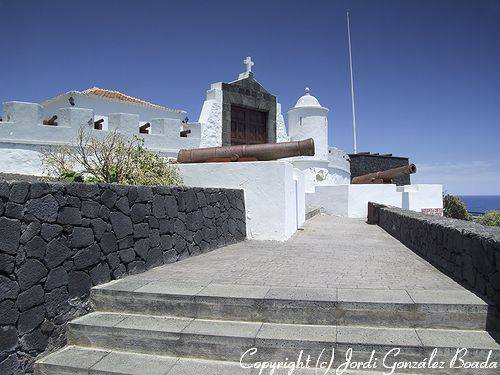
<box><xmin>66</xmin><ymin>312</ymin><xmax>500</xmax><ymax>374</ymax></box>
<box><xmin>91</xmin><ymin>280</ymin><xmax>491</xmax><ymax>330</ymax></box>
<box><xmin>35</xmin><ymin>346</ymin><xmax>422</xmax><ymax>375</ymax></box>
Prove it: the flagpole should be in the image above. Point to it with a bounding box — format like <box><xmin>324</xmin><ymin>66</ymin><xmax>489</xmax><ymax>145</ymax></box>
<box><xmin>347</xmin><ymin>10</ymin><xmax>358</xmax><ymax>154</ymax></box>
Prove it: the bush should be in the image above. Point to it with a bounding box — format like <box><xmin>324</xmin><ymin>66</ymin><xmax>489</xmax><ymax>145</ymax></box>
<box><xmin>475</xmin><ymin>211</ymin><xmax>500</xmax><ymax>227</ymax></box>
<box><xmin>443</xmin><ymin>194</ymin><xmax>472</xmax><ymax>221</ymax></box>
<box><xmin>42</xmin><ymin>126</ymin><xmax>182</xmax><ymax>186</ymax></box>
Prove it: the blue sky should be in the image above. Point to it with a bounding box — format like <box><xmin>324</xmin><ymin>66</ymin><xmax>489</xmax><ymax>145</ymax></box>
<box><xmin>0</xmin><ymin>0</ymin><xmax>499</xmax><ymax>194</ymax></box>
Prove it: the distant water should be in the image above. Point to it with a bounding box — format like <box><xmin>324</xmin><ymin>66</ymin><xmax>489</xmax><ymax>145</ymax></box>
<box><xmin>459</xmin><ymin>195</ymin><xmax>500</xmax><ymax>215</ymax></box>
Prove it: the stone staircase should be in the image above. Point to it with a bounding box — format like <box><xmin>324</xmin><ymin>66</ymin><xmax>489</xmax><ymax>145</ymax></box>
<box><xmin>35</xmin><ymin>279</ymin><xmax>500</xmax><ymax>374</ymax></box>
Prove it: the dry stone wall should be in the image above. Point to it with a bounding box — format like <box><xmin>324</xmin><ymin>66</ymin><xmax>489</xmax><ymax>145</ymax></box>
<box><xmin>376</xmin><ymin>206</ymin><xmax>500</xmax><ymax>316</ymax></box>
<box><xmin>0</xmin><ymin>181</ymin><xmax>246</xmax><ymax>374</ymax></box>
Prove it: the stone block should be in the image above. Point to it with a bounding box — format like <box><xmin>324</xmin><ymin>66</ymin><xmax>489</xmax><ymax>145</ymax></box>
<box><xmin>108</xmin><ymin>113</ymin><xmax>139</xmax><ymax>133</ymax></box>
<box><xmin>56</xmin><ymin>107</ymin><xmax>94</xmax><ymax>128</ymax></box>
<box><xmin>68</xmin><ymin>271</ymin><xmax>92</xmax><ymax>298</ymax></box>
<box><xmin>0</xmin><ymin>275</ymin><xmax>19</xmax><ymax>301</ymax></box>
<box><xmin>91</xmin><ymin>218</ymin><xmax>108</xmax><ymax>239</ymax></box>
<box><xmin>119</xmin><ymin>248</ymin><xmax>136</xmax><ymax>263</ymax></box>
<box><xmin>2</xmin><ymin>101</ymin><xmax>42</xmax><ymax>123</ymax></box>
<box><xmin>57</xmin><ymin>206</ymin><xmax>82</xmax><ymax>225</ymax></box>
<box><xmin>19</xmin><ymin>327</ymin><xmax>49</xmax><ymax>352</ymax></box>
<box><xmin>40</xmin><ymin>223</ymin><xmax>63</xmax><ymax>241</ymax></box>
<box><xmin>45</xmin><ymin>267</ymin><xmax>69</xmax><ymax>290</ymax></box>
<box><xmin>81</xmin><ymin>201</ymin><xmax>100</xmax><ymax>218</ymax></box>
<box><xmin>0</xmin><ymin>253</ymin><xmax>15</xmax><ymax>274</ymax></box>
<box><xmin>99</xmin><ymin>232</ymin><xmax>118</xmax><ymax>254</ymax></box>
<box><xmin>0</xmin><ymin>326</ymin><xmax>18</xmax><ymax>353</ymax></box>
<box><xmin>115</xmin><ymin>196</ymin><xmax>130</xmax><ymax>214</ymax></box>
<box><xmin>126</xmin><ymin>260</ymin><xmax>146</xmax><ymax>274</ymax></box>
<box><xmin>45</xmin><ymin>238</ymin><xmax>70</xmax><ymax>268</ymax></box>
<box><xmin>90</xmin><ymin>262</ymin><xmax>111</xmax><ymax>285</ymax></box>
<box><xmin>0</xmin><ymin>300</ymin><xmax>19</xmax><ymax>325</ymax></box>
<box><xmin>74</xmin><ymin>244</ymin><xmax>101</xmax><ymax>270</ymax></box>
<box><xmin>16</xmin><ymin>259</ymin><xmax>47</xmax><ymax>291</ymax></box>
<box><xmin>0</xmin><ymin>217</ymin><xmax>21</xmax><ymax>255</ymax></box>
<box><xmin>17</xmin><ymin>284</ymin><xmax>44</xmax><ymax>312</ymax></box>
<box><xmin>18</xmin><ymin>305</ymin><xmax>45</xmax><ymax>335</ymax></box>
<box><xmin>45</xmin><ymin>286</ymin><xmax>70</xmax><ymax>318</ymax></box>
<box><xmin>70</xmin><ymin>227</ymin><xmax>94</xmax><ymax>248</ymax></box>
<box><xmin>25</xmin><ymin>194</ymin><xmax>59</xmax><ymax>222</ymax></box>
<box><xmin>109</xmin><ymin>212</ymin><xmax>133</xmax><ymax>239</ymax></box>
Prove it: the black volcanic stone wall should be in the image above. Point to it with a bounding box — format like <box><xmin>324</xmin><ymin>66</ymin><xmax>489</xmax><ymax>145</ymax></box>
<box><xmin>0</xmin><ymin>181</ymin><xmax>246</xmax><ymax>374</ymax></box>
<box><xmin>376</xmin><ymin>206</ymin><xmax>500</xmax><ymax>319</ymax></box>
<box><xmin>349</xmin><ymin>154</ymin><xmax>410</xmax><ymax>185</ymax></box>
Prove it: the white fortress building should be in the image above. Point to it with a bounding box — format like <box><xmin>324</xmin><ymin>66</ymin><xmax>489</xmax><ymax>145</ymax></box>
<box><xmin>0</xmin><ymin>57</ymin><xmax>442</xmax><ymax>240</ymax></box>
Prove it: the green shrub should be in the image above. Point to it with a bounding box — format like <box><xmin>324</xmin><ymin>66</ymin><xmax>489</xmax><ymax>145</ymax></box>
<box><xmin>443</xmin><ymin>194</ymin><xmax>472</xmax><ymax>221</ymax></box>
<box><xmin>475</xmin><ymin>211</ymin><xmax>500</xmax><ymax>227</ymax></box>
<box><xmin>42</xmin><ymin>126</ymin><xmax>182</xmax><ymax>186</ymax></box>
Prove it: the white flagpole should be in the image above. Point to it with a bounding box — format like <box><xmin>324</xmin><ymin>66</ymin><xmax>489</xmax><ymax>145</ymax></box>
<box><xmin>347</xmin><ymin>10</ymin><xmax>358</xmax><ymax>154</ymax></box>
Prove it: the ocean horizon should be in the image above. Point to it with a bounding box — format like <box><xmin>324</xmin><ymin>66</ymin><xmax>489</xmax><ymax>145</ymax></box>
<box><xmin>459</xmin><ymin>195</ymin><xmax>500</xmax><ymax>215</ymax></box>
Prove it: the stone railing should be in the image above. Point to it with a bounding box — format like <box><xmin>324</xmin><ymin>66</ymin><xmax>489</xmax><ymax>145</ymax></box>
<box><xmin>0</xmin><ymin>181</ymin><xmax>245</xmax><ymax>374</ymax></box>
<box><xmin>370</xmin><ymin>204</ymin><xmax>500</xmax><ymax>319</ymax></box>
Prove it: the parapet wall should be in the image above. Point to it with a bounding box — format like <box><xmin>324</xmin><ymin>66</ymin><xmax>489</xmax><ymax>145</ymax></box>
<box><xmin>0</xmin><ymin>101</ymin><xmax>201</xmax><ymax>155</ymax></box>
<box><xmin>374</xmin><ymin>205</ymin><xmax>500</xmax><ymax>316</ymax></box>
<box><xmin>0</xmin><ymin>181</ymin><xmax>246</xmax><ymax>374</ymax></box>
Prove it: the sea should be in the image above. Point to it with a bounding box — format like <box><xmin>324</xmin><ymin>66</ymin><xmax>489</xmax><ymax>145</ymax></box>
<box><xmin>459</xmin><ymin>195</ymin><xmax>500</xmax><ymax>215</ymax></box>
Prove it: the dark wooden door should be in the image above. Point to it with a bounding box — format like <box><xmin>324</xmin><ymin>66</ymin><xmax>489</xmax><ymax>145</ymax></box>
<box><xmin>230</xmin><ymin>105</ymin><xmax>268</xmax><ymax>145</ymax></box>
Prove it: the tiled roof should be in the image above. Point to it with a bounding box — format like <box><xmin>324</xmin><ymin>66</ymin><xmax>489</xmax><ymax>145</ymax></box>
<box><xmin>41</xmin><ymin>87</ymin><xmax>184</xmax><ymax>114</ymax></box>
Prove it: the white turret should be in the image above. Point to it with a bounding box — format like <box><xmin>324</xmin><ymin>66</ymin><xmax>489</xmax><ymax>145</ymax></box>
<box><xmin>287</xmin><ymin>88</ymin><xmax>329</xmax><ymax>160</ymax></box>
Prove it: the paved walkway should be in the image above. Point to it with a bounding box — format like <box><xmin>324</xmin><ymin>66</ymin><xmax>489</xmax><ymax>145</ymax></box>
<box><xmin>129</xmin><ymin>215</ymin><xmax>462</xmax><ymax>291</ymax></box>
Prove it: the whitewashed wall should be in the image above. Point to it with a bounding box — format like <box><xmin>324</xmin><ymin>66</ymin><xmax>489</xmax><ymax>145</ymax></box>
<box><xmin>178</xmin><ymin>161</ymin><xmax>304</xmax><ymax>241</ymax></box>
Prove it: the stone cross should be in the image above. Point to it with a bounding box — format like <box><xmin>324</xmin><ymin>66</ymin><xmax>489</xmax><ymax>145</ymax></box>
<box><xmin>244</xmin><ymin>56</ymin><xmax>254</xmax><ymax>73</ymax></box>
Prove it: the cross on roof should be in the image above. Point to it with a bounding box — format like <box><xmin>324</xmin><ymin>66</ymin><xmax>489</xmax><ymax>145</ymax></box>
<box><xmin>244</xmin><ymin>56</ymin><xmax>254</xmax><ymax>73</ymax></box>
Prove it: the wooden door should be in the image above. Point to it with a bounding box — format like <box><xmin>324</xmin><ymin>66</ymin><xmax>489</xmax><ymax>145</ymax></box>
<box><xmin>231</xmin><ymin>105</ymin><xmax>268</xmax><ymax>145</ymax></box>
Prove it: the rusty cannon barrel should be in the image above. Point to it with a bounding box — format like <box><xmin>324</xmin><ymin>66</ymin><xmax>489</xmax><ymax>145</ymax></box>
<box><xmin>352</xmin><ymin>164</ymin><xmax>417</xmax><ymax>184</ymax></box>
<box><xmin>177</xmin><ymin>138</ymin><xmax>315</xmax><ymax>163</ymax></box>
<box><xmin>43</xmin><ymin>115</ymin><xmax>58</xmax><ymax>126</ymax></box>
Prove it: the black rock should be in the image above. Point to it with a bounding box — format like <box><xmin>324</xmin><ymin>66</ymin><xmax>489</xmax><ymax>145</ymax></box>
<box><xmin>40</xmin><ymin>223</ymin><xmax>63</xmax><ymax>241</ymax></box>
<box><xmin>106</xmin><ymin>252</ymin><xmax>120</xmax><ymax>270</ymax></box>
<box><xmin>9</xmin><ymin>181</ymin><xmax>30</xmax><ymax>203</ymax></box>
<box><xmin>19</xmin><ymin>326</ymin><xmax>49</xmax><ymax>352</ymax></box>
<box><xmin>0</xmin><ymin>300</ymin><xmax>19</xmax><ymax>325</ymax></box>
<box><xmin>133</xmin><ymin>223</ymin><xmax>149</xmax><ymax>239</ymax></box>
<box><xmin>18</xmin><ymin>305</ymin><xmax>45</xmax><ymax>334</ymax></box>
<box><xmin>45</xmin><ymin>286</ymin><xmax>70</xmax><ymax>318</ymax></box>
<box><xmin>130</xmin><ymin>203</ymin><xmax>147</xmax><ymax>223</ymax></box>
<box><xmin>146</xmin><ymin>247</ymin><xmax>163</xmax><ymax>269</ymax></box>
<box><xmin>136</xmin><ymin>186</ymin><xmax>153</xmax><ymax>202</ymax></box>
<box><xmin>160</xmin><ymin>235</ymin><xmax>173</xmax><ymax>251</ymax></box>
<box><xmin>91</xmin><ymin>218</ymin><xmax>108</xmax><ymax>240</ymax></box>
<box><xmin>164</xmin><ymin>195</ymin><xmax>178</xmax><ymax>218</ymax></box>
<box><xmin>70</xmin><ymin>227</ymin><xmax>94</xmax><ymax>248</ymax></box>
<box><xmin>0</xmin><ymin>253</ymin><xmax>15</xmax><ymax>274</ymax></box>
<box><xmin>45</xmin><ymin>238</ymin><xmax>70</xmax><ymax>268</ymax></box>
<box><xmin>19</xmin><ymin>221</ymin><xmax>41</xmax><ymax>244</ymax></box>
<box><xmin>16</xmin><ymin>259</ymin><xmax>47</xmax><ymax>291</ymax></box>
<box><xmin>25</xmin><ymin>194</ymin><xmax>59</xmax><ymax>222</ymax></box>
<box><xmin>152</xmin><ymin>195</ymin><xmax>166</xmax><ymax>218</ymax></box>
<box><xmin>99</xmin><ymin>232</ymin><xmax>118</xmax><ymax>254</ymax></box>
<box><xmin>113</xmin><ymin>264</ymin><xmax>126</xmax><ymax>278</ymax></box>
<box><xmin>66</xmin><ymin>196</ymin><xmax>81</xmax><ymax>208</ymax></box>
<box><xmin>68</xmin><ymin>271</ymin><xmax>91</xmax><ymax>298</ymax></box>
<box><xmin>0</xmin><ymin>275</ymin><xmax>19</xmax><ymax>301</ymax></box>
<box><xmin>134</xmin><ymin>238</ymin><xmax>150</xmax><ymax>260</ymax></box>
<box><xmin>115</xmin><ymin>196</ymin><xmax>130</xmax><ymax>214</ymax></box>
<box><xmin>0</xmin><ymin>217</ymin><xmax>21</xmax><ymax>255</ymax></box>
<box><xmin>29</xmin><ymin>182</ymin><xmax>50</xmax><ymax>199</ymax></box>
<box><xmin>118</xmin><ymin>236</ymin><xmax>134</xmax><ymax>250</ymax></box>
<box><xmin>0</xmin><ymin>353</ymin><xmax>20</xmax><ymax>375</ymax></box>
<box><xmin>57</xmin><ymin>207</ymin><xmax>82</xmax><ymax>225</ymax></box>
<box><xmin>119</xmin><ymin>248</ymin><xmax>136</xmax><ymax>263</ymax></box>
<box><xmin>17</xmin><ymin>284</ymin><xmax>44</xmax><ymax>312</ymax></box>
<box><xmin>127</xmin><ymin>260</ymin><xmax>146</xmax><ymax>274</ymax></box>
<box><xmin>109</xmin><ymin>212</ymin><xmax>133</xmax><ymax>239</ymax></box>
<box><xmin>45</xmin><ymin>267</ymin><xmax>68</xmax><ymax>290</ymax></box>
<box><xmin>73</xmin><ymin>244</ymin><xmax>101</xmax><ymax>270</ymax></box>
<box><xmin>0</xmin><ymin>326</ymin><xmax>18</xmax><ymax>352</ymax></box>
<box><xmin>162</xmin><ymin>249</ymin><xmax>177</xmax><ymax>264</ymax></box>
<box><xmin>24</xmin><ymin>236</ymin><xmax>46</xmax><ymax>260</ymax></box>
<box><xmin>66</xmin><ymin>183</ymin><xmax>99</xmax><ymax>198</ymax></box>
<box><xmin>81</xmin><ymin>201</ymin><xmax>100</xmax><ymax>218</ymax></box>
<box><xmin>89</xmin><ymin>262</ymin><xmax>111</xmax><ymax>285</ymax></box>
<box><xmin>101</xmin><ymin>189</ymin><xmax>118</xmax><ymax>208</ymax></box>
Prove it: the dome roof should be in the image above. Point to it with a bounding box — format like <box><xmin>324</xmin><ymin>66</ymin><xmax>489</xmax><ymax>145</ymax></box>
<box><xmin>294</xmin><ymin>88</ymin><xmax>322</xmax><ymax>108</ymax></box>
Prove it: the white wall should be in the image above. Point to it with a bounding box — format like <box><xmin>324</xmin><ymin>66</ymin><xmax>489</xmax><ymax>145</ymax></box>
<box><xmin>178</xmin><ymin>161</ymin><xmax>304</xmax><ymax>241</ymax></box>
<box><xmin>306</xmin><ymin>184</ymin><xmax>443</xmax><ymax>219</ymax></box>
<box><xmin>42</xmin><ymin>93</ymin><xmax>184</xmax><ymax>122</ymax></box>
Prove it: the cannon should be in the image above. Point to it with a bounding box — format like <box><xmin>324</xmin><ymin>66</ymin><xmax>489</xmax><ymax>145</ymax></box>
<box><xmin>94</xmin><ymin>118</ymin><xmax>105</xmax><ymax>130</ymax></box>
<box><xmin>177</xmin><ymin>138</ymin><xmax>315</xmax><ymax>163</ymax></box>
<box><xmin>43</xmin><ymin>115</ymin><xmax>58</xmax><ymax>126</ymax></box>
<box><xmin>352</xmin><ymin>164</ymin><xmax>417</xmax><ymax>184</ymax></box>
